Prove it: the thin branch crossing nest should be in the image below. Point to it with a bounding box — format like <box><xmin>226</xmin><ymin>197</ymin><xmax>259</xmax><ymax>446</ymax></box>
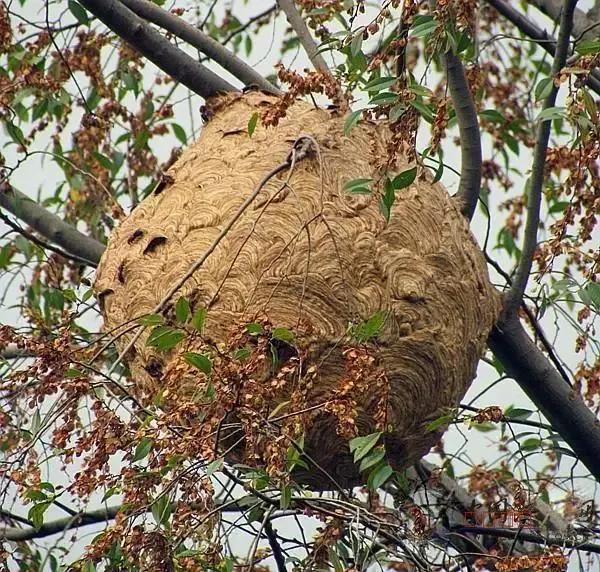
<box><xmin>95</xmin><ymin>92</ymin><xmax>500</xmax><ymax>489</ymax></box>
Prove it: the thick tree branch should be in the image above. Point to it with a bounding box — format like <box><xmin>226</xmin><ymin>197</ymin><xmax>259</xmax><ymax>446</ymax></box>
<box><xmin>78</xmin><ymin>0</ymin><xmax>236</xmax><ymax>99</ymax></box>
<box><xmin>486</xmin><ymin>0</ymin><xmax>600</xmax><ymax>96</ymax></box>
<box><xmin>503</xmin><ymin>0</ymin><xmax>577</xmax><ymax>317</ymax></box>
<box><xmin>452</xmin><ymin>524</ymin><xmax>600</xmax><ymax>554</ymax></box>
<box><xmin>120</xmin><ymin>0</ymin><xmax>279</xmax><ymax>94</ymax></box>
<box><xmin>277</xmin><ymin>0</ymin><xmax>330</xmax><ymax>75</ymax></box>
<box><xmin>0</xmin><ymin>181</ymin><xmax>104</xmax><ymax>266</ymax></box>
<box><xmin>528</xmin><ymin>0</ymin><xmax>600</xmax><ymax>41</ymax></box>
<box><xmin>489</xmin><ymin>316</ymin><xmax>600</xmax><ymax>482</ymax></box>
<box><xmin>0</xmin><ymin>211</ymin><xmax>97</xmax><ymax>267</ymax></box>
<box><xmin>443</xmin><ymin>51</ymin><xmax>482</xmax><ymax>220</ymax></box>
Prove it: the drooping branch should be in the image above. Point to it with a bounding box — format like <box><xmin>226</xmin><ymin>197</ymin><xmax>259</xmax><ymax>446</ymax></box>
<box><xmin>486</xmin><ymin>0</ymin><xmax>600</xmax><ymax>96</ymax></box>
<box><xmin>503</xmin><ymin>0</ymin><xmax>578</xmax><ymax>317</ymax></box>
<box><xmin>0</xmin><ymin>181</ymin><xmax>105</xmax><ymax>266</ymax></box>
<box><xmin>120</xmin><ymin>0</ymin><xmax>279</xmax><ymax>94</ymax></box>
<box><xmin>443</xmin><ymin>53</ymin><xmax>482</xmax><ymax>220</ymax></box>
<box><xmin>277</xmin><ymin>0</ymin><xmax>330</xmax><ymax>75</ymax></box>
<box><xmin>428</xmin><ymin>3</ymin><xmax>482</xmax><ymax>221</ymax></box>
<box><xmin>489</xmin><ymin>316</ymin><xmax>600</xmax><ymax>482</ymax></box>
<box><xmin>78</xmin><ymin>0</ymin><xmax>236</xmax><ymax>99</ymax></box>
<box><xmin>528</xmin><ymin>0</ymin><xmax>600</xmax><ymax>41</ymax></box>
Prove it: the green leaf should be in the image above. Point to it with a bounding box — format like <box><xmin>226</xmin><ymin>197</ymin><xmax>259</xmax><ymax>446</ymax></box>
<box><xmin>272</xmin><ymin>327</ymin><xmax>295</xmax><ymax>343</ymax></box>
<box><xmin>504</xmin><ymin>407</ymin><xmax>533</xmax><ymax>421</ymax></box>
<box><xmin>280</xmin><ymin>484</ymin><xmax>292</xmax><ymax>509</ymax></box>
<box><xmin>175</xmin><ymin>297</ymin><xmax>190</xmax><ymax>323</ymax></box>
<box><xmin>536</xmin><ymin>106</ymin><xmax>565</xmax><ymax>123</ymax></box>
<box><xmin>151</xmin><ymin>494</ymin><xmax>172</xmax><ymax>527</ymax></box>
<box><xmin>206</xmin><ymin>458</ymin><xmax>224</xmax><ymax>476</ymax></box>
<box><xmin>133</xmin><ymin>437</ymin><xmax>153</xmax><ymax>461</ymax></box>
<box><xmin>246</xmin><ymin>322</ymin><xmax>264</xmax><ymax>335</ymax></box>
<box><xmin>367</xmin><ymin>462</ymin><xmax>394</xmax><ymax>489</ymax></box>
<box><xmin>191</xmin><ymin>308</ymin><xmax>207</xmax><ymax>332</ymax></box>
<box><xmin>138</xmin><ymin>313</ymin><xmax>164</xmax><ymax>326</ymax></box>
<box><xmin>369</xmin><ymin>92</ymin><xmax>399</xmax><ymax>106</ymax></box>
<box><xmin>28</xmin><ymin>501</ymin><xmax>51</xmax><ymax>530</ymax></box>
<box><xmin>426</xmin><ymin>413</ymin><xmax>455</xmax><ymax>432</ymax></box>
<box><xmin>389</xmin><ymin>103</ymin><xmax>407</xmax><ymax>122</ymax></box>
<box><xmin>147</xmin><ymin>326</ymin><xmax>186</xmax><ymax>351</ymax></box>
<box><xmin>247</xmin><ymin>112</ymin><xmax>259</xmax><ymax>137</ymax></box>
<box><xmin>521</xmin><ymin>437</ymin><xmax>542</xmax><ymax>451</ymax></box>
<box><xmin>480</xmin><ymin>109</ymin><xmax>505</xmax><ymax>123</ymax></box>
<box><xmin>349</xmin><ymin>431</ymin><xmax>382</xmax><ymax>463</ymax></box>
<box><xmin>362</xmin><ymin>77</ymin><xmax>397</xmax><ymax>93</ymax></box>
<box><xmin>534</xmin><ymin>77</ymin><xmax>554</xmax><ymax>101</ymax></box>
<box><xmin>575</xmin><ymin>39</ymin><xmax>600</xmax><ymax>55</ymax></box>
<box><xmin>350</xmin><ymin>31</ymin><xmax>363</xmax><ymax>57</ymax></box>
<box><xmin>171</xmin><ymin>123</ymin><xmax>187</xmax><ymax>145</ymax></box>
<box><xmin>411</xmin><ymin>16</ymin><xmax>438</xmax><ymax>38</ymax></box>
<box><xmin>391</xmin><ymin>167</ymin><xmax>417</xmax><ymax>189</ymax></box>
<box><xmin>344</xmin><ymin>177</ymin><xmax>373</xmax><ymax>195</ymax></box>
<box><xmin>183</xmin><ymin>352</ymin><xmax>212</xmax><ymax>375</ymax></box>
<box><xmin>359</xmin><ymin>446</ymin><xmax>386</xmax><ymax>472</ymax></box>
<box><xmin>344</xmin><ymin>109</ymin><xmax>363</xmax><ymax>135</ymax></box>
<box><xmin>68</xmin><ymin>0</ymin><xmax>89</xmax><ymax>26</ymax></box>
<box><xmin>352</xmin><ymin>311</ymin><xmax>387</xmax><ymax>342</ymax></box>
<box><xmin>581</xmin><ymin>282</ymin><xmax>600</xmax><ymax>311</ymax></box>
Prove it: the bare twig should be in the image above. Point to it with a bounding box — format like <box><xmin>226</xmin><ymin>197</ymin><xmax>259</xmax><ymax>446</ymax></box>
<box><xmin>120</xmin><ymin>0</ymin><xmax>279</xmax><ymax>93</ymax></box>
<box><xmin>0</xmin><ymin>180</ymin><xmax>105</xmax><ymax>266</ymax></box>
<box><xmin>503</xmin><ymin>0</ymin><xmax>578</xmax><ymax>317</ymax></box>
<box><xmin>277</xmin><ymin>0</ymin><xmax>330</xmax><ymax>74</ymax></box>
<box><xmin>78</xmin><ymin>0</ymin><xmax>236</xmax><ymax>98</ymax></box>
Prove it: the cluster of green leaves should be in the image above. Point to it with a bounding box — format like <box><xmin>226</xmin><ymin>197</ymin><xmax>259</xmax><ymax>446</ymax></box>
<box><xmin>349</xmin><ymin>432</ymin><xmax>394</xmax><ymax>489</ymax></box>
<box><xmin>343</xmin><ymin>166</ymin><xmax>417</xmax><ymax>221</ymax></box>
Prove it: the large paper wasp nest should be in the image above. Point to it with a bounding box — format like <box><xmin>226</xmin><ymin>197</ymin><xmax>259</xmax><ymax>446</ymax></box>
<box><xmin>95</xmin><ymin>92</ymin><xmax>500</xmax><ymax>489</ymax></box>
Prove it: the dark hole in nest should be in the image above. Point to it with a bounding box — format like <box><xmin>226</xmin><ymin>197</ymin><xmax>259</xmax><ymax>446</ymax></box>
<box><xmin>269</xmin><ymin>337</ymin><xmax>298</xmax><ymax>372</ymax></box>
<box><xmin>143</xmin><ymin>236</ymin><xmax>168</xmax><ymax>255</ymax></box>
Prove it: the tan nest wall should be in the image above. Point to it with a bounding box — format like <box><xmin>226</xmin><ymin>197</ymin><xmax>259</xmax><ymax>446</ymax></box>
<box><xmin>95</xmin><ymin>92</ymin><xmax>500</xmax><ymax>489</ymax></box>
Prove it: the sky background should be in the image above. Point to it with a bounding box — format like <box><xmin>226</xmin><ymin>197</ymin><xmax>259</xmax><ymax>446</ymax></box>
<box><xmin>1</xmin><ymin>0</ymin><xmax>598</xmax><ymax>569</ymax></box>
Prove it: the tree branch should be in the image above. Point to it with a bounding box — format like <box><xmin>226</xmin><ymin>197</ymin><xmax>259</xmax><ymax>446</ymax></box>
<box><xmin>489</xmin><ymin>316</ymin><xmax>600</xmax><ymax>482</ymax></box>
<box><xmin>503</xmin><ymin>0</ymin><xmax>578</xmax><ymax>317</ymax></box>
<box><xmin>443</xmin><ymin>52</ymin><xmax>482</xmax><ymax>220</ymax></box>
<box><xmin>0</xmin><ymin>211</ymin><xmax>97</xmax><ymax>267</ymax></box>
<box><xmin>452</xmin><ymin>524</ymin><xmax>600</xmax><ymax>554</ymax></box>
<box><xmin>528</xmin><ymin>0</ymin><xmax>600</xmax><ymax>41</ymax></box>
<box><xmin>78</xmin><ymin>0</ymin><xmax>236</xmax><ymax>99</ymax></box>
<box><xmin>277</xmin><ymin>0</ymin><xmax>330</xmax><ymax>75</ymax></box>
<box><xmin>486</xmin><ymin>0</ymin><xmax>600</xmax><ymax>96</ymax></box>
<box><xmin>120</xmin><ymin>0</ymin><xmax>279</xmax><ymax>94</ymax></box>
<box><xmin>0</xmin><ymin>180</ymin><xmax>105</xmax><ymax>266</ymax></box>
